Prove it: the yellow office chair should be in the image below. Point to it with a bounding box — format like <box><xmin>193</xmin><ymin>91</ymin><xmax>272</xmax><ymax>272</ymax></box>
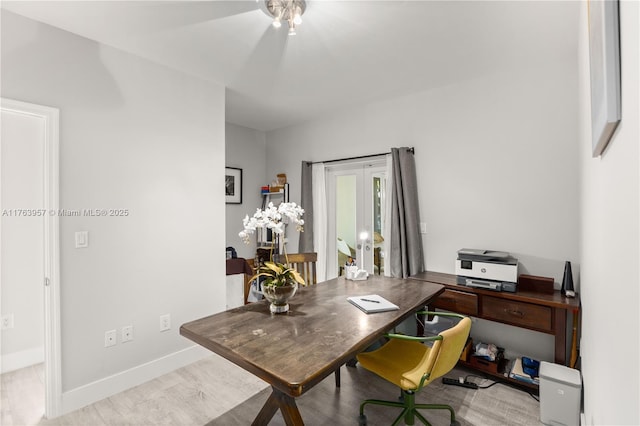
<box><xmin>357</xmin><ymin>312</ymin><xmax>472</xmax><ymax>426</ymax></box>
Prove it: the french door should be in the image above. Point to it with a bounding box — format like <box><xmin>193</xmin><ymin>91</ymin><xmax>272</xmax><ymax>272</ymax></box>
<box><xmin>326</xmin><ymin>159</ymin><xmax>387</xmax><ymax>278</ymax></box>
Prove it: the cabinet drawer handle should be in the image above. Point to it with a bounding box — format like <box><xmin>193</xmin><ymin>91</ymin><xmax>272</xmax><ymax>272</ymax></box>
<box><xmin>504</xmin><ymin>308</ymin><xmax>524</xmax><ymax>317</ymax></box>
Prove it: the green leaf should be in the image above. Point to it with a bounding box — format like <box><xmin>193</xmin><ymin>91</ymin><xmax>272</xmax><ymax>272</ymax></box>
<box><xmin>289</xmin><ymin>269</ymin><xmax>305</xmax><ymax>285</ymax></box>
<box><xmin>263</xmin><ymin>262</ymin><xmax>284</xmax><ymax>274</ymax></box>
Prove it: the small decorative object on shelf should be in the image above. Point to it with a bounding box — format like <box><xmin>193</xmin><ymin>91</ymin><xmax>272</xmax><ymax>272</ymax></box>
<box><xmin>267</xmin><ymin>173</ymin><xmax>287</xmax><ymax>193</ymax></box>
<box><xmin>239</xmin><ymin>202</ymin><xmax>305</xmax><ymax>313</ymax></box>
<box><xmin>561</xmin><ymin>261</ymin><xmax>575</xmax><ymax>298</ymax></box>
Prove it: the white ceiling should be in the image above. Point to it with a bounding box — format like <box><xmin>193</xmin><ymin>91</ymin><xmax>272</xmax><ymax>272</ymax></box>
<box><xmin>2</xmin><ymin>1</ymin><xmax>579</xmax><ymax>132</ymax></box>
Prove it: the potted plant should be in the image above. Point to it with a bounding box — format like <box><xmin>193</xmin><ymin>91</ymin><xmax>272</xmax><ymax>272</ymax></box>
<box><xmin>251</xmin><ymin>261</ymin><xmax>305</xmax><ymax>313</ymax></box>
<box><xmin>239</xmin><ymin>202</ymin><xmax>306</xmax><ymax>313</ymax></box>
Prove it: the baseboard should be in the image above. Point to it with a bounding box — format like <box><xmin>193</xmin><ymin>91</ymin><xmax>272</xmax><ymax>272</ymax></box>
<box><xmin>1</xmin><ymin>346</ymin><xmax>44</xmax><ymax>373</ymax></box>
<box><xmin>61</xmin><ymin>345</ymin><xmax>210</xmax><ymax>416</ymax></box>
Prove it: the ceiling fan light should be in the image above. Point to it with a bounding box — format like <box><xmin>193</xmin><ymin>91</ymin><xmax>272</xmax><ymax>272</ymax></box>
<box><xmin>293</xmin><ymin>7</ymin><xmax>302</xmax><ymax>25</ymax></box>
<box><xmin>263</xmin><ymin>0</ymin><xmax>305</xmax><ymax>33</ymax></box>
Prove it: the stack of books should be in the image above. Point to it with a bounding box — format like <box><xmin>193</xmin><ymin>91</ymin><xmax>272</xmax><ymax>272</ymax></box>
<box><xmin>261</xmin><ymin>186</ymin><xmax>270</xmax><ymax>194</ymax></box>
<box><xmin>509</xmin><ymin>356</ymin><xmax>540</xmax><ymax>385</ymax></box>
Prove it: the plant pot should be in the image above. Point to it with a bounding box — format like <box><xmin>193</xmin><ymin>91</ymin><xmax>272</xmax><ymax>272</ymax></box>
<box><xmin>262</xmin><ymin>281</ymin><xmax>298</xmax><ymax>314</ymax></box>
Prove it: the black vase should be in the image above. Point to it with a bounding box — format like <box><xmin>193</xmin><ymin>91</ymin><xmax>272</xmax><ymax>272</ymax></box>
<box><xmin>561</xmin><ymin>261</ymin><xmax>575</xmax><ymax>297</ymax></box>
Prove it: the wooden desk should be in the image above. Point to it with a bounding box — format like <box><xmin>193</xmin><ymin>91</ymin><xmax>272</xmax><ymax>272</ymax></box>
<box><xmin>180</xmin><ymin>275</ymin><xmax>444</xmax><ymax>425</ymax></box>
<box><xmin>410</xmin><ymin>271</ymin><xmax>580</xmax><ymax>366</ymax></box>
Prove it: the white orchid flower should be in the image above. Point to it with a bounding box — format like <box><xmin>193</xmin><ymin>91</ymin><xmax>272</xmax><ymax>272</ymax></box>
<box><xmin>239</xmin><ymin>202</ymin><xmax>304</xmax><ymax>244</ymax></box>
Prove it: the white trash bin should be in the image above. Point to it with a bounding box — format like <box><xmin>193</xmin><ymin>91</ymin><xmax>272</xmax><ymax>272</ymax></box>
<box><xmin>539</xmin><ymin>361</ymin><xmax>582</xmax><ymax>426</ymax></box>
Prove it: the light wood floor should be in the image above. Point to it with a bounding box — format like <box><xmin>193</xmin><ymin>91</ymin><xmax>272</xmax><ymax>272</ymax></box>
<box><xmin>2</xmin><ymin>363</ymin><xmax>46</xmax><ymax>426</ymax></box>
<box><xmin>2</xmin><ymin>356</ymin><xmax>540</xmax><ymax>425</ymax></box>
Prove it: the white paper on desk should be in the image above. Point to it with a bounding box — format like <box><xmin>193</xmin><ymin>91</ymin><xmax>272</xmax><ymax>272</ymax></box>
<box><xmin>347</xmin><ymin>294</ymin><xmax>399</xmax><ymax>314</ymax></box>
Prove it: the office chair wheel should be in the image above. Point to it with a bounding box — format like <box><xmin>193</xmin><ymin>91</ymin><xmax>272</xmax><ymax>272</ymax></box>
<box><xmin>358</xmin><ymin>414</ymin><xmax>368</xmax><ymax>425</ymax></box>
<box><xmin>450</xmin><ymin>420</ymin><xmax>461</xmax><ymax>426</ymax></box>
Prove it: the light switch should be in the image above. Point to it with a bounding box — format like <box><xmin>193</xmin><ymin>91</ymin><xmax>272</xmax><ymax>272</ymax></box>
<box><xmin>420</xmin><ymin>223</ymin><xmax>427</xmax><ymax>234</ymax></box>
<box><xmin>75</xmin><ymin>231</ymin><xmax>88</xmax><ymax>248</ymax></box>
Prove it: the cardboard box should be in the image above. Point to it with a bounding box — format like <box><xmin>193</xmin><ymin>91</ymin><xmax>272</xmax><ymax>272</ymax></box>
<box><xmin>460</xmin><ymin>338</ymin><xmax>473</xmax><ymax>362</ymax></box>
<box><xmin>469</xmin><ymin>356</ymin><xmax>505</xmax><ymax>374</ymax></box>
<box><xmin>469</xmin><ymin>348</ymin><xmax>507</xmax><ymax>374</ymax></box>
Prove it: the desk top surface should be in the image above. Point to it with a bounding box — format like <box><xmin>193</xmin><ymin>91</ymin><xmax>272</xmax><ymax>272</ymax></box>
<box><xmin>411</xmin><ymin>271</ymin><xmax>580</xmax><ymax>310</ymax></box>
<box><xmin>180</xmin><ymin>275</ymin><xmax>444</xmax><ymax>397</ymax></box>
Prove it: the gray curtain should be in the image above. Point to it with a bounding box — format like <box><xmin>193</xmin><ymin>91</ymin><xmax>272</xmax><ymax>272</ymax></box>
<box><xmin>298</xmin><ymin>161</ymin><xmax>314</xmax><ymax>252</ymax></box>
<box><xmin>389</xmin><ymin>147</ymin><xmax>424</xmax><ymax>278</ymax></box>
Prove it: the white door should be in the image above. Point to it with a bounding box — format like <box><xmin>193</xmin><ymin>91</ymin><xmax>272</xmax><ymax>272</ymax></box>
<box><xmin>326</xmin><ymin>159</ymin><xmax>387</xmax><ymax>278</ymax></box>
<box><xmin>1</xmin><ymin>98</ymin><xmax>61</xmax><ymax>418</ymax></box>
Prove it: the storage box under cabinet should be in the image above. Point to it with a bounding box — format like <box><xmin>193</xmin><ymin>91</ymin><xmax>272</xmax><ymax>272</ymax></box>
<box><xmin>469</xmin><ymin>355</ymin><xmax>509</xmax><ymax>375</ymax></box>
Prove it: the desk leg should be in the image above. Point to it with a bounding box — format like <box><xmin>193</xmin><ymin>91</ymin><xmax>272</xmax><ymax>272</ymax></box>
<box><xmin>553</xmin><ymin>308</ymin><xmax>567</xmax><ymax>365</ymax></box>
<box><xmin>416</xmin><ymin>308</ymin><xmax>431</xmax><ymax>336</ymax></box>
<box><xmin>252</xmin><ymin>386</ymin><xmax>304</xmax><ymax>426</ymax></box>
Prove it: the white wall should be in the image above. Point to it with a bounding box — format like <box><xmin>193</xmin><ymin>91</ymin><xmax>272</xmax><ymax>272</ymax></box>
<box><xmin>267</xmin><ymin>63</ymin><xmax>581</xmax><ymax>282</ymax></box>
<box><xmin>1</xmin><ymin>10</ymin><xmax>225</xmax><ymax>408</ymax></box>
<box><xmin>225</xmin><ymin>122</ymin><xmax>267</xmax><ymax>260</ymax></box>
<box><xmin>266</xmin><ymin>42</ymin><xmax>579</xmax><ymax>361</ymax></box>
<box><xmin>1</xmin><ymin>109</ymin><xmax>45</xmax><ymax>372</ymax></box>
<box><xmin>578</xmin><ymin>1</ymin><xmax>639</xmax><ymax>424</ymax></box>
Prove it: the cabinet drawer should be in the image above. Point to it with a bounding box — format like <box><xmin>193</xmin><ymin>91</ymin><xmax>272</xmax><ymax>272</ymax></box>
<box><xmin>483</xmin><ymin>296</ymin><xmax>552</xmax><ymax>331</ymax></box>
<box><xmin>432</xmin><ymin>290</ymin><xmax>478</xmax><ymax>316</ymax></box>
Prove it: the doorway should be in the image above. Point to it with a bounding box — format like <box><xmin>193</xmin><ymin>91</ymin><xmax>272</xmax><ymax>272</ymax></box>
<box><xmin>1</xmin><ymin>98</ymin><xmax>61</xmax><ymax>419</ymax></box>
<box><xmin>326</xmin><ymin>159</ymin><xmax>387</xmax><ymax>278</ymax></box>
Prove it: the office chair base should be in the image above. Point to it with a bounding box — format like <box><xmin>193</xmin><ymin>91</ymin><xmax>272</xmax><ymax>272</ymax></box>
<box><xmin>359</xmin><ymin>391</ymin><xmax>458</xmax><ymax>426</ymax></box>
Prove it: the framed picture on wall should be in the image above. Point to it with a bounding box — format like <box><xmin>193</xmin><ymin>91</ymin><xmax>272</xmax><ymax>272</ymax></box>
<box><xmin>225</xmin><ymin>167</ymin><xmax>242</xmax><ymax>204</ymax></box>
<box><xmin>588</xmin><ymin>0</ymin><xmax>621</xmax><ymax>157</ymax></box>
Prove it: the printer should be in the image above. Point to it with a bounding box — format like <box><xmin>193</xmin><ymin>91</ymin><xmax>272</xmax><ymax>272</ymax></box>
<box><xmin>455</xmin><ymin>248</ymin><xmax>518</xmax><ymax>292</ymax></box>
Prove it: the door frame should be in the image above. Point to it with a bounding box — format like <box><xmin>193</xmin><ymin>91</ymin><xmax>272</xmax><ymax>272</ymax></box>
<box><xmin>1</xmin><ymin>98</ymin><xmax>61</xmax><ymax>417</ymax></box>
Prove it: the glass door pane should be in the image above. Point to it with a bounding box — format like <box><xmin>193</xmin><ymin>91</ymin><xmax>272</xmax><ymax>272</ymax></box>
<box><xmin>369</xmin><ymin>172</ymin><xmax>386</xmax><ymax>275</ymax></box>
<box><xmin>326</xmin><ymin>160</ymin><xmax>386</xmax><ymax>278</ymax></box>
<box><xmin>336</xmin><ymin>174</ymin><xmax>357</xmax><ymax>277</ymax></box>
<box><xmin>362</xmin><ymin>166</ymin><xmax>386</xmax><ymax>274</ymax></box>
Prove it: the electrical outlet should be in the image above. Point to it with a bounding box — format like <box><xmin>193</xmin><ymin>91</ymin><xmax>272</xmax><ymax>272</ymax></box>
<box><xmin>122</xmin><ymin>325</ymin><xmax>133</xmax><ymax>343</ymax></box>
<box><xmin>75</xmin><ymin>231</ymin><xmax>89</xmax><ymax>248</ymax></box>
<box><xmin>1</xmin><ymin>313</ymin><xmax>14</xmax><ymax>330</ymax></box>
<box><xmin>104</xmin><ymin>329</ymin><xmax>116</xmax><ymax>347</ymax></box>
<box><xmin>159</xmin><ymin>314</ymin><xmax>171</xmax><ymax>332</ymax></box>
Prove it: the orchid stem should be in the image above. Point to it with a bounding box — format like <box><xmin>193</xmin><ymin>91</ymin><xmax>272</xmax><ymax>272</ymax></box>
<box><xmin>283</xmin><ymin>237</ymin><xmax>289</xmax><ymax>266</ymax></box>
<box><xmin>270</xmin><ymin>238</ymin><xmax>275</xmax><ymax>263</ymax></box>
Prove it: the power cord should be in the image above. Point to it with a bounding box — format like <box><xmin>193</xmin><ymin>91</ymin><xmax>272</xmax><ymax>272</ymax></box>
<box><xmin>442</xmin><ymin>374</ymin><xmax>540</xmax><ymax>402</ymax></box>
